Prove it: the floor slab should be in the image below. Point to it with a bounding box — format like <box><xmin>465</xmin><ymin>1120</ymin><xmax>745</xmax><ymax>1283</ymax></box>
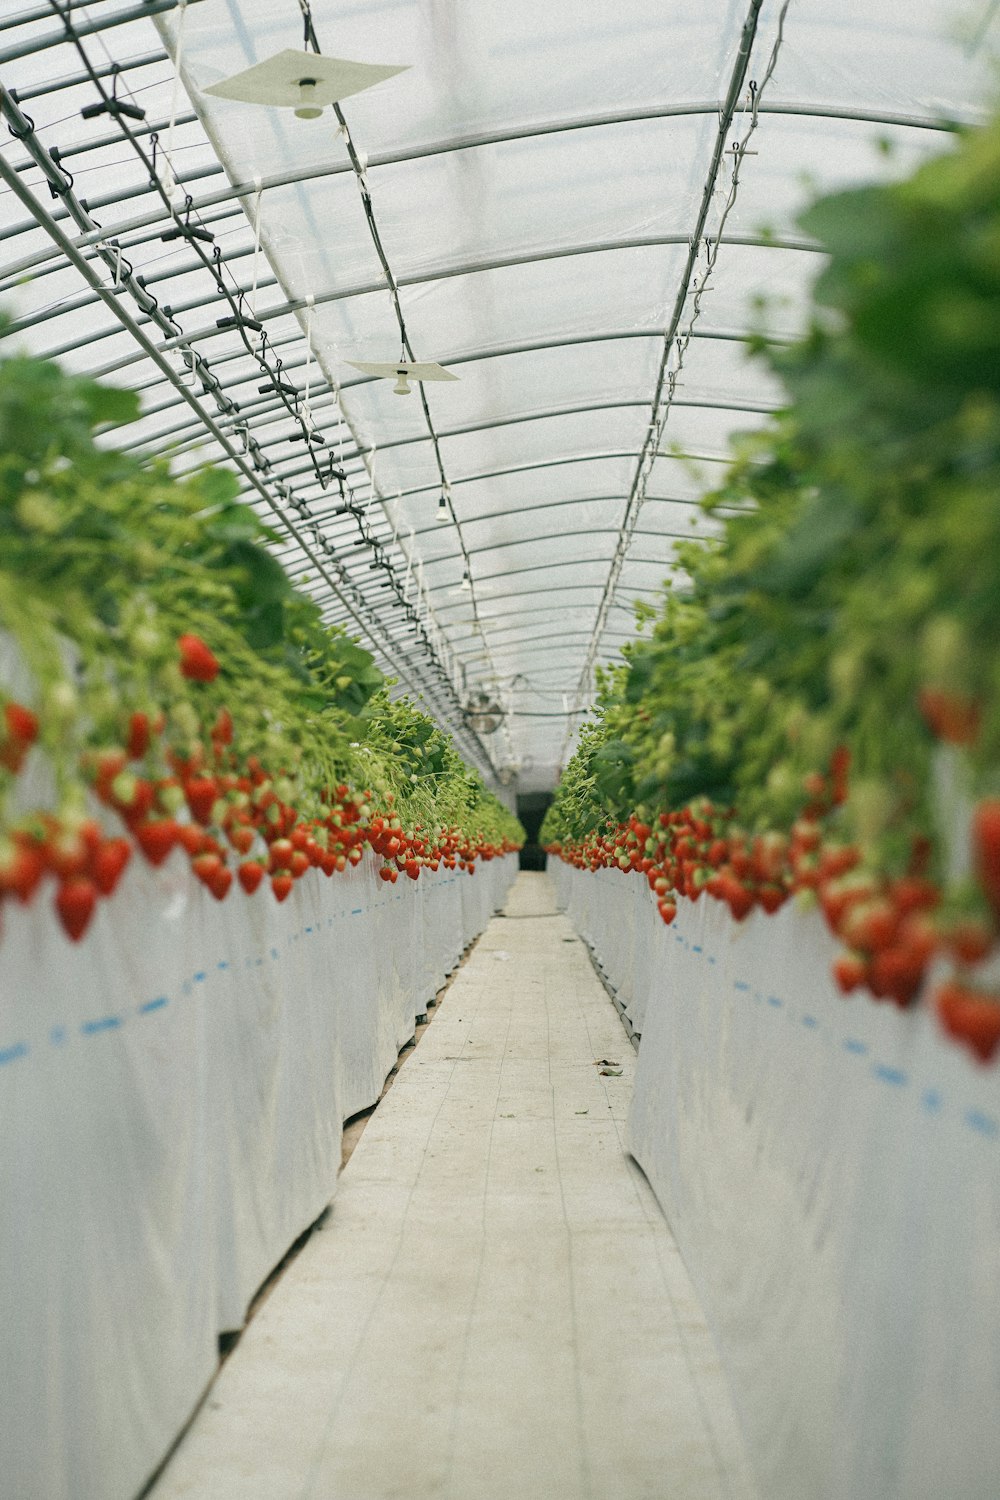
<box><xmin>150</xmin><ymin>872</ymin><xmax>756</xmax><ymax>1500</ymax></box>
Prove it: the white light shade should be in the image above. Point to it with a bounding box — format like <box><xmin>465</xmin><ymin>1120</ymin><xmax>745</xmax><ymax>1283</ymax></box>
<box><xmin>201</xmin><ymin>50</ymin><xmax>408</xmax><ymax>112</ymax></box>
<box><xmin>346</xmin><ymin>360</ymin><xmax>459</xmax><ymax>384</ymax></box>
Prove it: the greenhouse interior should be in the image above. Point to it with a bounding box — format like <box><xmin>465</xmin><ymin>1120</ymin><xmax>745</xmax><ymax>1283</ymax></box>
<box><xmin>2</xmin><ymin>1</ymin><xmax>1000</xmax><ymax>1497</ymax></box>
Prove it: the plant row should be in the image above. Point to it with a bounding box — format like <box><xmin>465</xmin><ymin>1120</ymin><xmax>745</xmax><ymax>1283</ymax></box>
<box><xmin>542</xmin><ymin>114</ymin><xmax>1000</xmax><ymax>1063</ymax></box>
<box><xmin>0</xmin><ymin>335</ymin><xmax>522</xmax><ymax>944</ymax></box>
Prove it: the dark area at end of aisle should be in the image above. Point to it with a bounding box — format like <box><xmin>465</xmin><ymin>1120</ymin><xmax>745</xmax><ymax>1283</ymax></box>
<box><xmin>516</xmin><ymin>791</ymin><xmax>552</xmax><ymax>869</ymax></box>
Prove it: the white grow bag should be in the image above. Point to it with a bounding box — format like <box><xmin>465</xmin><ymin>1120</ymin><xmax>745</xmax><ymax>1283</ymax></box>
<box><xmin>553</xmin><ymin>860</ymin><xmax>1000</xmax><ymax>1500</ymax></box>
<box><xmin>0</xmin><ymin>850</ymin><xmax>517</xmax><ymax>1500</ymax></box>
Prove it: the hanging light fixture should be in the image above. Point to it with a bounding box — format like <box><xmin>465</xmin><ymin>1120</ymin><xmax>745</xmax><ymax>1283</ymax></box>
<box><xmin>437</xmin><ymin>484</ymin><xmax>451</xmax><ymax>522</ymax></box>
<box><xmin>347</xmin><ymin>359</ymin><xmax>458</xmax><ymax>396</ymax></box>
<box><xmin>201</xmin><ymin>50</ymin><xmax>408</xmax><ymax>117</ymax></box>
<box><xmin>460</xmin><ymin>569</ymin><xmax>472</xmax><ymax>592</ymax></box>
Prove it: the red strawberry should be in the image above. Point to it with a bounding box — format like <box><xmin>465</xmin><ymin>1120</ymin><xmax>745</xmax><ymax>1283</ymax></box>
<box><xmin>126</xmin><ymin>711</ymin><xmax>150</xmax><ymax>760</ymax></box>
<box><xmin>228</xmin><ymin>825</ymin><xmax>255</xmax><ymax>856</ymax></box>
<box><xmin>757</xmin><ymin>882</ymin><xmax>787</xmax><ymax>915</ymax></box>
<box><xmin>237</xmin><ymin>860</ymin><xmax>265</xmax><ymax>894</ymax></box>
<box><xmin>4</xmin><ymin>701</ymin><xmax>38</xmax><ymax>746</ymax></box>
<box><xmin>191</xmin><ymin>852</ymin><xmax>223</xmax><ymax>887</ymax></box>
<box><xmin>843</xmin><ymin>898</ymin><xmax>898</xmax><ymax>953</ymax></box>
<box><xmin>211</xmin><ymin>707</ymin><xmax>233</xmax><ymax>746</ymax></box>
<box><xmin>869</xmin><ymin>946</ymin><xmax>925</xmax><ymax>1007</ymax></box>
<box><xmin>918</xmin><ymin>687</ymin><xmax>980</xmax><ymax>747</ymax></box>
<box><xmin>972</xmin><ymin>800</ymin><xmax>1000</xmax><ymax>921</ymax></box>
<box><xmin>208</xmin><ymin>866</ymin><xmax>233</xmax><ymax>901</ymax></box>
<box><xmin>289</xmin><ymin>849</ymin><xmax>310</xmax><ymax>879</ymax></box>
<box><xmin>55</xmin><ymin>876</ymin><xmax>97</xmax><ymax>942</ymax></box>
<box><xmin>657</xmin><ymin>899</ymin><xmax>677</xmax><ymax>925</ymax></box>
<box><xmin>177</xmin><ymin>633</ymin><xmax>220</xmax><ymax>683</ymax></box>
<box><xmin>92</xmin><ymin>837</ymin><xmax>132</xmax><ymax>896</ymax></box>
<box><xmin>184</xmin><ymin>777</ymin><xmax>218</xmax><ymax>826</ymax></box>
<box><xmin>177</xmin><ymin>824</ymin><xmax>206</xmax><ymax>857</ymax></box>
<box><xmin>0</xmin><ymin>836</ymin><xmax>46</xmax><ymax>904</ymax></box>
<box><xmin>271</xmin><ymin>870</ymin><xmax>293</xmax><ymax>902</ymax></box>
<box><xmin>944</xmin><ymin>917</ymin><xmax>994</xmax><ymax>966</ymax></box>
<box><xmin>268</xmin><ymin>838</ymin><xmax>294</xmax><ymax>872</ymax></box>
<box><xmin>832</xmin><ymin>952</ymin><xmax>868</xmax><ymax>995</ymax></box>
<box><xmin>935</xmin><ymin>980</ymin><xmax>1000</xmax><ymax>1063</ymax></box>
<box><xmin>133</xmin><ymin>819</ymin><xmax>178</xmax><ymax>867</ymax></box>
<box><xmin>43</xmin><ymin>827</ymin><xmax>91</xmax><ymax>881</ymax></box>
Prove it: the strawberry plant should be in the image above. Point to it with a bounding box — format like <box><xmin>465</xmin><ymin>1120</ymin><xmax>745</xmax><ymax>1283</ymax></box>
<box><xmin>545</xmin><ymin>112</ymin><xmax>1000</xmax><ymax>1063</ymax></box>
<box><xmin>0</xmin><ymin>330</ymin><xmax>522</xmax><ymax>941</ymax></box>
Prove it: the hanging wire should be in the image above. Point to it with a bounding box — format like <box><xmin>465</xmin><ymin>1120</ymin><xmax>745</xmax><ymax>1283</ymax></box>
<box><xmin>294</xmin><ymin>0</ymin><xmax>512</xmax><ymax>767</ymax></box>
<box><xmin>561</xmin><ymin>0</ymin><xmax>791</xmax><ymax>763</ymax></box>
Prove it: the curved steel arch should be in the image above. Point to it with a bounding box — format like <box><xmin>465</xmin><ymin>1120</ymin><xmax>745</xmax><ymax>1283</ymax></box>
<box><xmin>69</xmin><ymin>226</ymin><xmax>819</xmax><ymax>379</ymax></box>
<box><xmin>416</xmin><ymin>526</ymin><xmax>696</xmax><ymax>570</ymax></box>
<box><xmin>120</xmin><ymin>322</ymin><xmax>787</xmax><ymax>461</ymax></box>
<box><xmin>4</xmin><ymin>91</ymin><xmax>963</xmax><ymax>280</ymax></box>
<box><xmin>126</xmin><ymin>384</ymin><xmax>781</xmax><ymax>465</ymax></box>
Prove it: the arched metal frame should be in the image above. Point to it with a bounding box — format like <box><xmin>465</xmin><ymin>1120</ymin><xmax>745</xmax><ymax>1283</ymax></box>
<box><xmin>0</xmin><ymin>0</ymin><xmax>986</xmax><ymax>787</ymax></box>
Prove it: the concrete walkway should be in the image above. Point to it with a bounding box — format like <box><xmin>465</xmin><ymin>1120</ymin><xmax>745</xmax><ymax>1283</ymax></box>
<box><xmin>151</xmin><ymin>873</ymin><xmax>755</xmax><ymax>1500</ymax></box>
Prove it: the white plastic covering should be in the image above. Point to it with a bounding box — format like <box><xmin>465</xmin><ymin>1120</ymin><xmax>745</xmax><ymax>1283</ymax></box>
<box><xmin>2</xmin><ymin>2</ymin><xmax>997</xmax><ymax>790</ymax></box>
<box><xmin>0</xmin><ymin>849</ymin><xmax>517</xmax><ymax>1500</ymax></box>
<box><xmin>553</xmin><ymin>860</ymin><xmax>1000</xmax><ymax>1500</ymax></box>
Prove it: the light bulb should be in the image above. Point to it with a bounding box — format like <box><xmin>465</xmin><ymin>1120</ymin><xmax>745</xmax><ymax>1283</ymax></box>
<box><xmin>294</xmin><ymin>79</ymin><xmax>323</xmax><ymax>119</ymax></box>
<box><xmin>460</xmin><ymin>570</ymin><xmax>471</xmax><ymax>591</ymax></box>
<box><xmin>392</xmin><ymin>369</ymin><xmax>412</xmax><ymax>396</ymax></box>
<box><xmin>437</xmin><ymin>493</ymin><xmax>449</xmax><ymax>522</ymax></box>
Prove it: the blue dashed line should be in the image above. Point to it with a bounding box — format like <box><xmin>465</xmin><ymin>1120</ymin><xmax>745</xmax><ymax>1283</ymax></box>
<box><xmin>305</xmin><ymin>926</ymin><xmax>313</xmax><ymax>934</ymax></box>
<box><xmin>139</xmin><ymin>997</ymin><xmax>168</xmax><ymax>1015</ymax></box>
<box><xmin>873</xmin><ymin>1064</ymin><xmax>908</xmax><ymax>1087</ymax></box>
<box><xmin>965</xmin><ymin>1110</ymin><xmax>999</xmax><ymax>1139</ymax></box>
<box><xmin>217</xmin><ymin>960</ymin><xmax>229</xmax><ymax>970</ymax></box>
<box><xmin>767</xmin><ymin>995</ymin><xmax>784</xmax><ymax>1009</ymax></box>
<box><xmin>81</xmin><ymin>1016</ymin><xmax>121</xmax><ymax>1036</ymax></box>
<box><xmin>708</xmin><ymin>955</ymin><xmax>717</xmax><ymax>965</ymax></box>
<box><xmin>352</xmin><ymin>908</ymin><xmax>363</xmax><ymax>915</ymax></box>
<box><xmin>843</xmin><ymin>1038</ymin><xmax>868</xmax><ymax>1055</ymax></box>
<box><xmin>922</xmin><ymin>1089</ymin><xmax>943</xmax><ymax>1114</ymax></box>
<box><xmin>270</xmin><ymin>948</ymin><xmax>279</xmax><ymax>961</ymax></box>
<box><xmin>193</xmin><ymin>971</ymin><xmax>206</xmax><ymax>983</ymax></box>
<box><xmin>692</xmin><ymin>945</ymin><xmax>702</xmax><ymax>954</ymax></box>
<box><xmin>50</xmin><ymin>1026</ymin><xmax>67</xmax><ymax>1046</ymax></box>
<box><xmin>0</xmin><ymin>1041</ymin><xmax>28</xmax><ymax>1066</ymax></box>
<box><xmin>802</xmin><ymin>1015</ymin><xmax>818</xmax><ymax>1029</ymax></box>
<box><xmin>734</xmin><ymin>980</ymin><xmax>750</xmax><ymax>992</ymax></box>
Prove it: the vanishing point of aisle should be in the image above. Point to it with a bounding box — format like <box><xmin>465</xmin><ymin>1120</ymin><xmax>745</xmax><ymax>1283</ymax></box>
<box><xmin>152</xmin><ymin>873</ymin><xmax>755</xmax><ymax>1500</ymax></box>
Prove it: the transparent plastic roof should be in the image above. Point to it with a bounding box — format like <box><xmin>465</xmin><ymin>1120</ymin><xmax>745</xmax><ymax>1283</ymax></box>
<box><xmin>1</xmin><ymin>0</ymin><xmax>997</xmax><ymax>790</ymax></box>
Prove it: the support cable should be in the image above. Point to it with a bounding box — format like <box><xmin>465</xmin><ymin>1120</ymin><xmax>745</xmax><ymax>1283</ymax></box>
<box><xmin>560</xmin><ymin>0</ymin><xmax>791</xmax><ymax>764</ymax></box>
<box><xmin>294</xmin><ymin>0</ymin><xmax>511</xmax><ymax>764</ymax></box>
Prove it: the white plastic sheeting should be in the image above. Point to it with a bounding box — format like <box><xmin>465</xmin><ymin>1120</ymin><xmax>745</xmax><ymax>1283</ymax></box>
<box><xmin>553</xmin><ymin>860</ymin><xmax>1000</xmax><ymax>1500</ymax></box>
<box><xmin>0</xmin><ymin>849</ymin><xmax>516</xmax><ymax>1500</ymax></box>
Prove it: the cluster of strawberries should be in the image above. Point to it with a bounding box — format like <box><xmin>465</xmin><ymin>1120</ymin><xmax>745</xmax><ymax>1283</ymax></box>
<box><xmin>547</xmin><ymin>761</ymin><xmax>1000</xmax><ymax>1064</ymax></box>
<box><xmin>0</xmin><ymin>635</ymin><xmax>518</xmax><ymax>949</ymax></box>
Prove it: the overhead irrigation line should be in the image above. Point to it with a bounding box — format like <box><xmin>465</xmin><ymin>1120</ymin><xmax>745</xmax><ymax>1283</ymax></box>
<box><xmin>561</xmin><ymin>0</ymin><xmax>791</xmax><ymax>765</ymax></box>
<box><xmin>294</xmin><ymin>0</ymin><xmax>509</xmax><ymax>744</ymax></box>
<box><xmin>148</xmin><ymin>0</ymin><xmax>503</xmax><ymax>770</ymax></box>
